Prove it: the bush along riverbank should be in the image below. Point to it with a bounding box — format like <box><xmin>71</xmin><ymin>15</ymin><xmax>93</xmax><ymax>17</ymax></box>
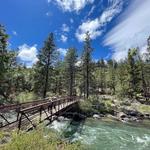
<box><xmin>76</xmin><ymin>95</ymin><xmax>150</xmax><ymax>123</ymax></box>
<box><xmin>0</xmin><ymin>125</ymin><xmax>83</xmax><ymax>150</ymax></box>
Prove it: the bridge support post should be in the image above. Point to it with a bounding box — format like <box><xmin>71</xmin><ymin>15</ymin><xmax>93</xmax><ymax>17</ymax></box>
<box><xmin>23</xmin><ymin>112</ymin><xmax>36</xmax><ymax>129</ymax></box>
<box><xmin>0</xmin><ymin>114</ymin><xmax>10</xmax><ymax>124</ymax></box>
<box><xmin>18</xmin><ymin>112</ymin><xmax>22</xmax><ymax>133</ymax></box>
<box><xmin>39</xmin><ymin>107</ymin><xmax>42</xmax><ymax>123</ymax></box>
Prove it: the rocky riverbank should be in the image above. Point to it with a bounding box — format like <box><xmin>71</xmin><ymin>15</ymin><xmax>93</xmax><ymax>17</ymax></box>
<box><xmin>77</xmin><ymin>95</ymin><xmax>150</xmax><ymax>124</ymax></box>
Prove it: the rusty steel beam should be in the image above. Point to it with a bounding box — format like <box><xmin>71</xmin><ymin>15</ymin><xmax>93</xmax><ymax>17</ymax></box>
<box><xmin>0</xmin><ymin>96</ymin><xmax>59</xmax><ymax>112</ymax></box>
<box><xmin>0</xmin><ymin>96</ymin><xmax>80</xmax><ymax>131</ymax></box>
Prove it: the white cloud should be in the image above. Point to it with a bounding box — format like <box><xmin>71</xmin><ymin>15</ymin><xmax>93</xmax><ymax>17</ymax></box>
<box><xmin>57</xmin><ymin>48</ymin><xmax>67</xmax><ymax>56</ymax></box>
<box><xmin>99</xmin><ymin>0</ymin><xmax>123</xmax><ymax>24</ymax></box>
<box><xmin>104</xmin><ymin>0</ymin><xmax>150</xmax><ymax>61</ymax></box>
<box><xmin>104</xmin><ymin>53</ymin><xmax>111</xmax><ymax>60</ymax></box>
<box><xmin>87</xmin><ymin>5</ymin><xmax>95</xmax><ymax>16</ymax></box>
<box><xmin>76</xmin><ymin>18</ymin><xmax>102</xmax><ymax>42</ymax></box>
<box><xmin>62</xmin><ymin>24</ymin><xmax>69</xmax><ymax>32</ymax></box>
<box><xmin>18</xmin><ymin>44</ymin><xmax>38</xmax><ymax>67</ymax></box>
<box><xmin>50</xmin><ymin>0</ymin><xmax>94</xmax><ymax>12</ymax></box>
<box><xmin>76</xmin><ymin>0</ymin><xmax>123</xmax><ymax>42</ymax></box>
<box><xmin>75</xmin><ymin>60</ymin><xmax>82</xmax><ymax>67</ymax></box>
<box><xmin>61</xmin><ymin>35</ymin><xmax>68</xmax><ymax>42</ymax></box>
<box><xmin>140</xmin><ymin>45</ymin><xmax>148</xmax><ymax>56</ymax></box>
<box><xmin>12</xmin><ymin>31</ymin><xmax>17</xmax><ymax>36</ymax></box>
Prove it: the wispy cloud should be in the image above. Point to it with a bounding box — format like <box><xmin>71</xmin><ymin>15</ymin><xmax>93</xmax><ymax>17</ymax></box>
<box><xmin>57</xmin><ymin>48</ymin><xmax>67</xmax><ymax>56</ymax></box>
<box><xmin>76</xmin><ymin>18</ymin><xmax>102</xmax><ymax>41</ymax></box>
<box><xmin>87</xmin><ymin>5</ymin><xmax>96</xmax><ymax>17</ymax></box>
<box><xmin>61</xmin><ymin>35</ymin><xmax>68</xmax><ymax>42</ymax></box>
<box><xmin>75</xmin><ymin>60</ymin><xmax>82</xmax><ymax>67</ymax></box>
<box><xmin>104</xmin><ymin>0</ymin><xmax>150</xmax><ymax>61</ymax></box>
<box><xmin>76</xmin><ymin>0</ymin><xmax>123</xmax><ymax>42</ymax></box>
<box><xmin>18</xmin><ymin>44</ymin><xmax>38</xmax><ymax>67</ymax></box>
<box><xmin>49</xmin><ymin>0</ymin><xmax>94</xmax><ymax>12</ymax></box>
<box><xmin>61</xmin><ymin>24</ymin><xmax>69</xmax><ymax>32</ymax></box>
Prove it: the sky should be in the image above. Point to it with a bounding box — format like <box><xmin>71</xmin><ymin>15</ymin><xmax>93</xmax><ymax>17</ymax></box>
<box><xmin>0</xmin><ymin>0</ymin><xmax>150</xmax><ymax>67</ymax></box>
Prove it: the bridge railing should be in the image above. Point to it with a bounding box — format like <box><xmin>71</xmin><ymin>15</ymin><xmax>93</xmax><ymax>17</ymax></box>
<box><xmin>0</xmin><ymin>96</ymin><xmax>80</xmax><ymax>130</ymax></box>
<box><xmin>0</xmin><ymin>96</ymin><xmax>60</xmax><ymax>113</ymax></box>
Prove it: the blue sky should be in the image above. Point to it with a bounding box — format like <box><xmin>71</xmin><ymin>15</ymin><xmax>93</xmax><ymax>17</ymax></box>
<box><xmin>0</xmin><ymin>0</ymin><xmax>150</xmax><ymax>67</ymax></box>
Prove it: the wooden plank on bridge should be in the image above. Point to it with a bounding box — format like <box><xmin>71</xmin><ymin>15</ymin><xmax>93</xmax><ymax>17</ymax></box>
<box><xmin>0</xmin><ymin>96</ymin><xmax>80</xmax><ymax>132</ymax></box>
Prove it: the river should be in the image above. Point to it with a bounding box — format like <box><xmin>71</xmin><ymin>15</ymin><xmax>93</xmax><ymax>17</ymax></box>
<box><xmin>48</xmin><ymin>118</ymin><xmax>150</xmax><ymax>150</ymax></box>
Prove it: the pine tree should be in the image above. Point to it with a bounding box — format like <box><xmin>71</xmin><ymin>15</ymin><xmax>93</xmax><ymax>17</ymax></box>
<box><xmin>82</xmin><ymin>32</ymin><xmax>93</xmax><ymax>99</ymax></box>
<box><xmin>96</xmin><ymin>59</ymin><xmax>106</xmax><ymax>94</ymax></box>
<box><xmin>146</xmin><ymin>36</ymin><xmax>150</xmax><ymax>62</ymax></box>
<box><xmin>34</xmin><ymin>33</ymin><xmax>56</xmax><ymax>98</ymax></box>
<box><xmin>137</xmin><ymin>53</ymin><xmax>146</xmax><ymax>98</ymax></box>
<box><xmin>0</xmin><ymin>24</ymin><xmax>17</xmax><ymax>101</ymax></box>
<box><xmin>64</xmin><ymin>48</ymin><xmax>77</xmax><ymax>96</ymax></box>
<box><xmin>53</xmin><ymin>61</ymin><xmax>66</xmax><ymax>95</ymax></box>
<box><xmin>127</xmin><ymin>48</ymin><xmax>141</xmax><ymax>98</ymax></box>
<box><xmin>142</xmin><ymin>36</ymin><xmax>150</xmax><ymax>99</ymax></box>
<box><xmin>145</xmin><ymin>37</ymin><xmax>150</xmax><ymax>98</ymax></box>
<box><xmin>107</xmin><ymin>60</ymin><xmax>117</xmax><ymax>95</ymax></box>
<box><xmin>0</xmin><ymin>24</ymin><xmax>10</xmax><ymax>100</ymax></box>
<box><xmin>0</xmin><ymin>24</ymin><xmax>9</xmax><ymax>80</ymax></box>
<box><xmin>117</xmin><ymin>61</ymin><xmax>129</xmax><ymax>98</ymax></box>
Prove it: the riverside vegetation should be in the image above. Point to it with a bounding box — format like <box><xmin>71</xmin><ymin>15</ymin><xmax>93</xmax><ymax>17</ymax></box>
<box><xmin>0</xmin><ymin>24</ymin><xmax>150</xmax><ymax>149</ymax></box>
<box><xmin>0</xmin><ymin>126</ymin><xmax>83</xmax><ymax>150</ymax></box>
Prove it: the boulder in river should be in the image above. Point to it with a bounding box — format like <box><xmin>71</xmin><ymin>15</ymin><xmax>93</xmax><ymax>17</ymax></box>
<box><xmin>144</xmin><ymin>114</ymin><xmax>150</xmax><ymax>119</ymax></box>
<box><xmin>93</xmin><ymin>114</ymin><xmax>101</xmax><ymax>119</ymax></box>
<box><xmin>117</xmin><ymin>112</ymin><xmax>127</xmax><ymax>119</ymax></box>
<box><xmin>57</xmin><ymin>116</ymin><xmax>65</xmax><ymax>121</ymax></box>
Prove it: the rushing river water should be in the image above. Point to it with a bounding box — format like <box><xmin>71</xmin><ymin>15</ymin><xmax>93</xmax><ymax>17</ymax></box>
<box><xmin>48</xmin><ymin>118</ymin><xmax>150</xmax><ymax>150</ymax></box>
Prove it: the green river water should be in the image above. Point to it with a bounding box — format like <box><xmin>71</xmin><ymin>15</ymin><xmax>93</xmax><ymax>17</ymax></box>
<box><xmin>48</xmin><ymin>118</ymin><xmax>150</xmax><ymax>150</ymax></box>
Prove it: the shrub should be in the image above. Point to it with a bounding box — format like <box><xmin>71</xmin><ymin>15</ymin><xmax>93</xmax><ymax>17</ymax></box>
<box><xmin>0</xmin><ymin>127</ymin><xmax>83</xmax><ymax>150</ymax></box>
<box><xmin>15</xmin><ymin>92</ymin><xmax>37</xmax><ymax>103</ymax></box>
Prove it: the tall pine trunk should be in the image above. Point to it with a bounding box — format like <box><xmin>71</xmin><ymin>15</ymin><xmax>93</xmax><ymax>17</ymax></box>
<box><xmin>43</xmin><ymin>54</ymin><xmax>50</xmax><ymax>98</ymax></box>
<box><xmin>86</xmin><ymin>56</ymin><xmax>89</xmax><ymax>99</ymax></box>
<box><xmin>69</xmin><ymin>68</ymin><xmax>73</xmax><ymax>97</ymax></box>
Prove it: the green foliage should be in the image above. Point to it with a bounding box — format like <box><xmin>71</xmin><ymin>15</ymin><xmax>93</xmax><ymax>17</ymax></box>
<box><xmin>94</xmin><ymin>59</ymin><xmax>106</xmax><ymax>94</ymax></box>
<box><xmin>116</xmin><ymin>62</ymin><xmax>129</xmax><ymax>98</ymax></box>
<box><xmin>136</xmin><ymin>104</ymin><xmax>150</xmax><ymax>114</ymax></box>
<box><xmin>64</xmin><ymin>48</ymin><xmax>77</xmax><ymax>96</ymax></box>
<box><xmin>79</xmin><ymin>99</ymin><xmax>97</xmax><ymax>115</ymax></box>
<box><xmin>0</xmin><ymin>128</ymin><xmax>83</xmax><ymax>150</ymax></box>
<box><xmin>79</xmin><ymin>96</ymin><xmax>115</xmax><ymax>115</ymax></box>
<box><xmin>107</xmin><ymin>60</ymin><xmax>117</xmax><ymax>95</ymax></box>
<box><xmin>15</xmin><ymin>92</ymin><xmax>37</xmax><ymax>103</ymax></box>
<box><xmin>52</xmin><ymin>61</ymin><xmax>66</xmax><ymax>95</ymax></box>
<box><xmin>0</xmin><ymin>131</ymin><xmax>6</xmax><ymax>139</ymax></box>
<box><xmin>0</xmin><ymin>24</ymin><xmax>150</xmax><ymax>106</ymax></box>
<box><xmin>127</xmin><ymin>48</ymin><xmax>141</xmax><ymax>98</ymax></box>
<box><xmin>0</xmin><ymin>24</ymin><xmax>17</xmax><ymax>102</ymax></box>
<box><xmin>34</xmin><ymin>33</ymin><xmax>57</xmax><ymax>98</ymax></box>
<box><xmin>81</xmin><ymin>32</ymin><xmax>93</xmax><ymax>98</ymax></box>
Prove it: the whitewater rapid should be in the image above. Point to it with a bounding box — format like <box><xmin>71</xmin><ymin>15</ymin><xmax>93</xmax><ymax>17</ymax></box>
<box><xmin>47</xmin><ymin>118</ymin><xmax>150</xmax><ymax>150</ymax></box>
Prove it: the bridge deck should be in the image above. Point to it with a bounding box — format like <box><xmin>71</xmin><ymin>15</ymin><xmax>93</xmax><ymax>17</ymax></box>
<box><xmin>0</xmin><ymin>96</ymin><xmax>80</xmax><ymax>131</ymax></box>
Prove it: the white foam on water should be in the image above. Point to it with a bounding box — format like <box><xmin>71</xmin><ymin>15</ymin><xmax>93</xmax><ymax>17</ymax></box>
<box><xmin>0</xmin><ymin>111</ymin><xmax>17</xmax><ymax>124</ymax></box>
<box><xmin>71</xmin><ymin>132</ymin><xmax>97</xmax><ymax>145</ymax></box>
<box><xmin>46</xmin><ymin>118</ymin><xmax>150</xmax><ymax>149</ymax></box>
<box><xmin>136</xmin><ymin>134</ymin><xmax>150</xmax><ymax>148</ymax></box>
<box><xmin>48</xmin><ymin>119</ymin><xmax>70</xmax><ymax>132</ymax></box>
<box><xmin>70</xmin><ymin>125</ymin><xmax>99</xmax><ymax>145</ymax></box>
